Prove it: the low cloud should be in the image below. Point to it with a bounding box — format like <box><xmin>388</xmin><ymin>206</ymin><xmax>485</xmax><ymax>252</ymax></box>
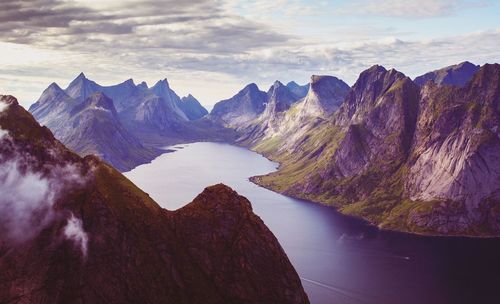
<box><xmin>63</xmin><ymin>213</ymin><xmax>89</xmax><ymax>257</ymax></box>
<box><xmin>0</xmin><ymin>130</ymin><xmax>87</xmax><ymax>245</ymax></box>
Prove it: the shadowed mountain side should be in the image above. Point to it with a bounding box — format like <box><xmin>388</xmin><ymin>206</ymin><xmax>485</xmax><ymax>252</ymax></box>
<box><xmin>0</xmin><ymin>95</ymin><xmax>309</xmax><ymax>304</ymax></box>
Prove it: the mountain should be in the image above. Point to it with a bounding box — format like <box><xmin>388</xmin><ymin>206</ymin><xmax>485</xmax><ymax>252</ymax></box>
<box><xmin>286</xmin><ymin>81</ymin><xmax>309</xmax><ymax>99</ymax></box>
<box><xmin>209</xmin><ymin>83</ymin><xmax>267</xmax><ymax>127</ymax></box>
<box><xmin>30</xmin><ymin>88</ymin><xmax>161</xmax><ymax>172</ymax></box>
<box><xmin>28</xmin><ymin>82</ymin><xmax>77</xmax><ymax>124</ymax></box>
<box><xmin>0</xmin><ymin>95</ymin><xmax>309</xmax><ymax>303</ymax></box>
<box><xmin>235</xmin><ymin>75</ymin><xmax>349</xmax><ymax>151</ymax></box>
<box><xmin>30</xmin><ymin>74</ymin><xmax>236</xmax><ymax>170</ymax></box>
<box><xmin>250</xmin><ymin>64</ymin><xmax>500</xmax><ymax>236</ymax></box>
<box><xmin>264</xmin><ymin>81</ymin><xmax>300</xmax><ymax>116</ymax></box>
<box><xmin>65</xmin><ymin>72</ymin><xmax>101</xmax><ymax>102</ymax></box>
<box><xmin>414</xmin><ymin>61</ymin><xmax>480</xmax><ymax>87</ymax></box>
<box><xmin>299</xmin><ymin>75</ymin><xmax>350</xmax><ymax>118</ymax></box>
<box><xmin>149</xmin><ymin>78</ymin><xmax>189</xmax><ymax>121</ymax></box>
<box><xmin>178</xmin><ymin>94</ymin><xmax>209</xmax><ymax>120</ymax></box>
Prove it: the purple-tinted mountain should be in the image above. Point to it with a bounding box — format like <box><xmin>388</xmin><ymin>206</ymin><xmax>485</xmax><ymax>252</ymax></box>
<box><xmin>250</xmin><ymin>64</ymin><xmax>500</xmax><ymax>236</ymax></box>
<box><xmin>414</xmin><ymin>61</ymin><xmax>480</xmax><ymax>87</ymax></box>
<box><xmin>286</xmin><ymin>81</ymin><xmax>309</xmax><ymax>99</ymax></box>
<box><xmin>29</xmin><ymin>74</ymin><xmax>232</xmax><ymax>170</ymax></box>
<box><xmin>209</xmin><ymin>83</ymin><xmax>268</xmax><ymax>127</ymax></box>
<box><xmin>31</xmin><ymin>89</ymin><xmax>161</xmax><ymax>172</ymax></box>
<box><xmin>0</xmin><ymin>95</ymin><xmax>309</xmax><ymax>303</ymax></box>
<box><xmin>179</xmin><ymin>94</ymin><xmax>209</xmax><ymax>120</ymax></box>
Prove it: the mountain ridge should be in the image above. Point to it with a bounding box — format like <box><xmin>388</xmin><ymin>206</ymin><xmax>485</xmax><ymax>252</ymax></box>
<box><xmin>0</xmin><ymin>94</ymin><xmax>309</xmax><ymax>303</ymax></box>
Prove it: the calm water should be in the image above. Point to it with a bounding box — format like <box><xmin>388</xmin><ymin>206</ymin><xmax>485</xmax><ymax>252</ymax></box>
<box><xmin>125</xmin><ymin>142</ymin><xmax>500</xmax><ymax>304</ymax></box>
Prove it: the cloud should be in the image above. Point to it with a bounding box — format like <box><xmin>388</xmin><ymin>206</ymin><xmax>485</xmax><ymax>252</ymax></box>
<box><xmin>0</xmin><ymin>130</ymin><xmax>87</xmax><ymax>244</ymax></box>
<box><xmin>63</xmin><ymin>213</ymin><xmax>89</xmax><ymax>257</ymax></box>
<box><xmin>0</xmin><ymin>0</ymin><xmax>498</xmax><ymax>108</ymax></box>
<box><xmin>339</xmin><ymin>0</ymin><xmax>489</xmax><ymax>18</ymax></box>
<box><xmin>0</xmin><ymin>98</ymin><xmax>9</xmax><ymax>113</ymax></box>
<box><xmin>0</xmin><ymin>0</ymin><xmax>291</xmax><ymax>54</ymax></box>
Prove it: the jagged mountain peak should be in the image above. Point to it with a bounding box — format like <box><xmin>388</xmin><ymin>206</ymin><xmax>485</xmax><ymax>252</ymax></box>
<box><xmin>122</xmin><ymin>78</ymin><xmax>135</xmax><ymax>86</ymax></box>
<box><xmin>76</xmin><ymin>72</ymin><xmax>87</xmax><ymax>79</ymax></box>
<box><xmin>46</xmin><ymin>82</ymin><xmax>64</xmax><ymax>93</ymax></box>
<box><xmin>153</xmin><ymin>78</ymin><xmax>170</xmax><ymax>89</ymax></box>
<box><xmin>242</xmin><ymin>82</ymin><xmax>260</xmax><ymax>92</ymax></box>
<box><xmin>299</xmin><ymin>74</ymin><xmax>350</xmax><ymax>117</ymax></box>
<box><xmin>65</xmin><ymin>72</ymin><xmax>100</xmax><ymax>102</ymax></box>
<box><xmin>272</xmin><ymin>80</ymin><xmax>284</xmax><ymax>88</ymax></box>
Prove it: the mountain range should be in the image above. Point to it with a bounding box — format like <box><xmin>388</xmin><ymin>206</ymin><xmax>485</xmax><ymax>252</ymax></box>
<box><xmin>222</xmin><ymin>62</ymin><xmax>499</xmax><ymax>236</ymax></box>
<box><xmin>0</xmin><ymin>95</ymin><xmax>309</xmax><ymax>303</ymax></box>
<box><xmin>29</xmin><ymin>73</ymin><xmax>233</xmax><ymax>171</ymax></box>
<box><xmin>25</xmin><ymin>61</ymin><xmax>499</xmax><ymax>236</ymax></box>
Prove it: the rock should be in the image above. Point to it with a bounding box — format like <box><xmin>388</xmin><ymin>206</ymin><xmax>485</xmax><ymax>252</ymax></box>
<box><xmin>414</xmin><ymin>61</ymin><xmax>480</xmax><ymax>87</ymax></box>
<box><xmin>0</xmin><ymin>95</ymin><xmax>309</xmax><ymax>304</ymax></box>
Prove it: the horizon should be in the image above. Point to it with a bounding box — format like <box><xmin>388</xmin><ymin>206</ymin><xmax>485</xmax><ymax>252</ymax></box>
<box><xmin>1</xmin><ymin>0</ymin><xmax>500</xmax><ymax>109</ymax></box>
<box><xmin>13</xmin><ymin>59</ymin><xmax>494</xmax><ymax>111</ymax></box>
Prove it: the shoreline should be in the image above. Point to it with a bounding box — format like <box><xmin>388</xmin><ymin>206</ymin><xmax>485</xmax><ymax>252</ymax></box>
<box><xmin>244</xmin><ymin>145</ymin><xmax>500</xmax><ymax>240</ymax></box>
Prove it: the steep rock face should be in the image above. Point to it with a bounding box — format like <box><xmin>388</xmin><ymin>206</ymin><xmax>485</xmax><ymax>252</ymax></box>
<box><xmin>330</xmin><ymin>67</ymin><xmax>419</xmax><ymax>178</ymax></box>
<box><xmin>0</xmin><ymin>95</ymin><xmax>309</xmax><ymax>304</ymax></box>
<box><xmin>403</xmin><ymin>64</ymin><xmax>500</xmax><ymax>234</ymax></box>
<box><xmin>334</xmin><ymin>65</ymin><xmax>407</xmax><ymax>125</ymax></box>
<box><xmin>61</xmin><ymin>93</ymin><xmax>162</xmax><ymax>172</ymax></box>
<box><xmin>414</xmin><ymin>61</ymin><xmax>480</xmax><ymax>87</ymax></box>
<box><xmin>210</xmin><ymin>83</ymin><xmax>267</xmax><ymax>127</ymax></box>
<box><xmin>251</xmin><ymin>64</ymin><xmax>500</xmax><ymax>236</ymax></box>
<box><xmin>262</xmin><ymin>81</ymin><xmax>300</xmax><ymax>119</ymax></box>
<box><xmin>236</xmin><ymin>76</ymin><xmax>349</xmax><ymax>150</ymax></box>
<box><xmin>299</xmin><ymin>75</ymin><xmax>350</xmax><ymax>119</ymax></box>
<box><xmin>150</xmin><ymin>79</ymin><xmax>189</xmax><ymax>121</ymax></box>
<box><xmin>30</xmin><ymin>87</ymin><xmax>161</xmax><ymax>172</ymax></box>
<box><xmin>30</xmin><ymin>74</ymin><xmax>235</xmax><ymax>169</ymax></box>
<box><xmin>29</xmin><ymin>83</ymin><xmax>77</xmax><ymax>127</ymax></box>
<box><xmin>178</xmin><ymin>94</ymin><xmax>208</xmax><ymax>120</ymax></box>
<box><xmin>65</xmin><ymin>72</ymin><xmax>102</xmax><ymax>102</ymax></box>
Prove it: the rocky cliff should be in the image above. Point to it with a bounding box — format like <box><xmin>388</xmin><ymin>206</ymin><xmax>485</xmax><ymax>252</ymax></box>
<box><xmin>30</xmin><ymin>86</ymin><xmax>160</xmax><ymax>171</ymax></box>
<box><xmin>250</xmin><ymin>64</ymin><xmax>500</xmax><ymax>236</ymax></box>
<box><xmin>29</xmin><ymin>74</ymin><xmax>229</xmax><ymax>171</ymax></box>
<box><xmin>0</xmin><ymin>95</ymin><xmax>309</xmax><ymax>304</ymax></box>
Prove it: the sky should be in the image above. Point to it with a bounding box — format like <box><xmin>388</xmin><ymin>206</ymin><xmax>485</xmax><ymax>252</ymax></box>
<box><xmin>0</xmin><ymin>0</ymin><xmax>499</xmax><ymax>110</ymax></box>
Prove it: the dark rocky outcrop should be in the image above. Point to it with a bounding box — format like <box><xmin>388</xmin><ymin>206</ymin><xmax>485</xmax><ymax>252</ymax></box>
<box><xmin>0</xmin><ymin>95</ymin><xmax>309</xmax><ymax>304</ymax></box>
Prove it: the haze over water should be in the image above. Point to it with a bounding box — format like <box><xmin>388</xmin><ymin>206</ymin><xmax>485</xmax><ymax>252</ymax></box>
<box><xmin>125</xmin><ymin>142</ymin><xmax>500</xmax><ymax>304</ymax></box>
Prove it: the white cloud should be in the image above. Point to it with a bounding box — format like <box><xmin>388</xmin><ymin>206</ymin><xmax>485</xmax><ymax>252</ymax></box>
<box><xmin>63</xmin><ymin>213</ymin><xmax>89</xmax><ymax>257</ymax></box>
<box><xmin>0</xmin><ymin>0</ymin><xmax>498</xmax><ymax>108</ymax></box>
<box><xmin>0</xmin><ymin>132</ymin><xmax>88</xmax><ymax>244</ymax></box>
<box><xmin>0</xmin><ymin>98</ymin><xmax>9</xmax><ymax>112</ymax></box>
